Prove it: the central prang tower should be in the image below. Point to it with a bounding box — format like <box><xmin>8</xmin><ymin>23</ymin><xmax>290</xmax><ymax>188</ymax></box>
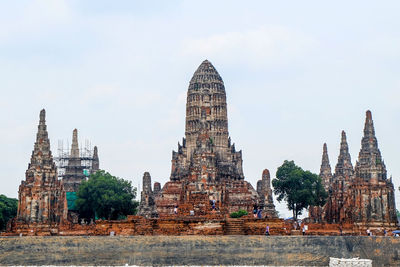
<box><xmin>170</xmin><ymin>60</ymin><xmax>244</xmax><ymax>182</ymax></box>
<box><xmin>148</xmin><ymin>60</ymin><xmax>277</xmax><ymax>218</ymax></box>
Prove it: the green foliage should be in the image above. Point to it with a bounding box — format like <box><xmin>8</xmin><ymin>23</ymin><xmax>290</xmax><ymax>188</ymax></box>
<box><xmin>229</xmin><ymin>209</ymin><xmax>248</xmax><ymax>218</ymax></box>
<box><xmin>397</xmin><ymin>209</ymin><xmax>400</xmax><ymax>218</ymax></box>
<box><xmin>0</xmin><ymin>195</ymin><xmax>18</xmax><ymax>231</ymax></box>
<box><xmin>75</xmin><ymin>170</ymin><xmax>139</xmax><ymax>220</ymax></box>
<box><xmin>272</xmin><ymin>160</ymin><xmax>327</xmax><ymax>220</ymax></box>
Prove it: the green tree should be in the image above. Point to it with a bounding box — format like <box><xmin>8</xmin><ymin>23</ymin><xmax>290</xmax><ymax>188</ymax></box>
<box><xmin>0</xmin><ymin>194</ymin><xmax>18</xmax><ymax>231</ymax></box>
<box><xmin>272</xmin><ymin>160</ymin><xmax>327</xmax><ymax>221</ymax></box>
<box><xmin>75</xmin><ymin>170</ymin><xmax>139</xmax><ymax>220</ymax></box>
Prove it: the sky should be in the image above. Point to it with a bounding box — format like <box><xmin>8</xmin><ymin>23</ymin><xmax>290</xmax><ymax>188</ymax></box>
<box><xmin>1</xmin><ymin>0</ymin><xmax>399</xmax><ymax>218</ymax></box>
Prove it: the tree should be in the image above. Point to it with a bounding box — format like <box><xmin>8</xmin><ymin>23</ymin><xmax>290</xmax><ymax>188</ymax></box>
<box><xmin>75</xmin><ymin>170</ymin><xmax>139</xmax><ymax>220</ymax></box>
<box><xmin>0</xmin><ymin>195</ymin><xmax>18</xmax><ymax>231</ymax></box>
<box><xmin>272</xmin><ymin>160</ymin><xmax>327</xmax><ymax>221</ymax></box>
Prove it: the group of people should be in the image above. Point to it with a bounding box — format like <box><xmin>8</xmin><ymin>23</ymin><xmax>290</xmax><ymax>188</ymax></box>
<box><xmin>366</xmin><ymin>228</ymin><xmax>398</xmax><ymax>236</ymax></box>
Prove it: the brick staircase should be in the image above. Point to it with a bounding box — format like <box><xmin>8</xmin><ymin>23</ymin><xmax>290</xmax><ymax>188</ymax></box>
<box><xmin>225</xmin><ymin>219</ymin><xmax>244</xmax><ymax>235</ymax></box>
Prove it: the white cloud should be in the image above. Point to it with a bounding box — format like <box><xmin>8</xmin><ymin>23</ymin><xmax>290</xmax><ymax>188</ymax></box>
<box><xmin>181</xmin><ymin>26</ymin><xmax>317</xmax><ymax>68</ymax></box>
<box><xmin>0</xmin><ymin>0</ymin><xmax>72</xmax><ymax>42</ymax></box>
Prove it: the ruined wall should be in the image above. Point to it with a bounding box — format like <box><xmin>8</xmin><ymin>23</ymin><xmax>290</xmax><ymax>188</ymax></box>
<box><xmin>1</xmin><ymin>236</ymin><xmax>399</xmax><ymax>266</ymax></box>
<box><xmin>6</xmin><ymin>216</ymin><xmax>285</xmax><ymax>236</ymax></box>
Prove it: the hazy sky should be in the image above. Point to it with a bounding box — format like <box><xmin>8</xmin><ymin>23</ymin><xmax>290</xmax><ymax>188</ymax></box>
<box><xmin>1</xmin><ymin>1</ymin><xmax>399</xmax><ymax>218</ymax></box>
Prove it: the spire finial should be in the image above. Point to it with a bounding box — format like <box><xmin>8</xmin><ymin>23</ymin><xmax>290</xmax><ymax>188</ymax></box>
<box><xmin>341</xmin><ymin>130</ymin><xmax>346</xmax><ymax>141</ymax></box>
<box><xmin>39</xmin><ymin>109</ymin><xmax>46</xmax><ymax>125</ymax></box>
<box><xmin>262</xmin><ymin>169</ymin><xmax>270</xmax><ymax>179</ymax></box>
<box><xmin>92</xmin><ymin>146</ymin><xmax>99</xmax><ymax>171</ymax></box>
<box><xmin>70</xmin><ymin>128</ymin><xmax>79</xmax><ymax>159</ymax></box>
<box><xmin>366</xmin><ymin>110</ymin><xmax>372</xmax><ymax>120</ymax></box>
<box><xmin>363</xmin><ymin>110</ymin><xmax>375</xmax><ymax>137</ymax></box>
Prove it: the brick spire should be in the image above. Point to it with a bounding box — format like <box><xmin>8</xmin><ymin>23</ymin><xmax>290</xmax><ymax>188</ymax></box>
<box><xmin>92</xmin><ymin>146</ymin><xmax>99</xmax><ymax>171</ymax></box>
<box><xmin>320</xmin><ymin>143</ymin><xmax>332</xmax><ymax>191</ymax></box>
<box><xmin>360</xmin><ymin>110</ymin><xmax>380</xmax><ymax>157</ymax></box>
<box><xmin>18</xmin><ymin>109</ymin><xmax>67</xmax><ymax>223</ymax></box>
<box><xmin>67</xmin><ymin>129</ymin><xmax>81</xmax><ymax>169</ymax></box>
<box><xmin>70</xmin><ymin>129</ymin><xmax>79</xmax><ymax>159</ymax></box>
<box><xmin>355</xmin><ymin>110</ymin><xmax>386</xmax><ymax>182</ymax></box>
<box><xmin>334</xmin><ymin>131</ymin><xmax>353</xmax><ymax>178</ymax></box>
<box><xmin>29</xmin><ymin>109</ymin><xmax>55</xmax><ymax>168</ymax></box>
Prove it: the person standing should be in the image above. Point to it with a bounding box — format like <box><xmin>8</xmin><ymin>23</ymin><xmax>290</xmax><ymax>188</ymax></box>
<box><xmin>302</xmin><ymin>225</ymin><xmax>306</xmax><ymax>236</ymax></box>
<box><xmin>257</xmin><ymin>208</ymin><xmax>262</xmax><ymax>219</ymax></box>
<box><xmin>265</xmin><ymin>225</ymin><xmax>270</xmax><ymax>236</ymax></box>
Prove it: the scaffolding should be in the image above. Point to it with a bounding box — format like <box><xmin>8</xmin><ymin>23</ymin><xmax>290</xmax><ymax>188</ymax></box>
<box><xmin>54</xmin><ymin>139</ymin><xmax>96</xmax><ymax>179</ymax></box>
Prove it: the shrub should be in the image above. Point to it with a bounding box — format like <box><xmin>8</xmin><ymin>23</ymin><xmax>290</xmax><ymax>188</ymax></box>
<box><xmin>229</xmin><ymin>209</ymin><xmax>248</xmax><ymax>218</ymax></box>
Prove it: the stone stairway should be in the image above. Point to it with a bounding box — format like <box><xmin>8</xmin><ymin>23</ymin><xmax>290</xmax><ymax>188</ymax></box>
<box><xmin>225</xmin><ymin>219</ymin><xmax>244</xmax><ymax>235</ymax></box>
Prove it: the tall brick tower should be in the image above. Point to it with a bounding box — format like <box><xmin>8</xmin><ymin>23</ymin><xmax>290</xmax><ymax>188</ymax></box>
<box><xmin>327</xmin><ymin>131</ymin><xmax>354</xmax><ymax>223</ymax></box>
<box><xmin>170</xmin><ymin>60</ymin><xmax>243</xmax><ymax>181</ymax></box>
<box><xmin>17</xmin><ymin>109</ymin><xmax>67</xmax><ymax>224</ymax></box>
<box><xmin>310</xmin><ymin>143</ymin><xmax>333</xmax><ymax>222</ymax></box>
<box><xmin>349</xmin><ymin>110</ymin><xmax>397</xmax><ymax>224</ymax></box>
<box><xmin>153</xmin><ymin>60</ymin><xmax>268</xmax><ymax>217</ymax></box>
<box><xmin>320</xmin><ymin>143</ymin><xmax>333</xmax><ymax>191</ymax></box>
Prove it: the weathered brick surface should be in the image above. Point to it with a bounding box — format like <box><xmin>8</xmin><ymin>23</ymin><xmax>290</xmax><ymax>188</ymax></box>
<box><xmin>1</xmin><ymin>236</ymin><xmax>399</xmax><ymax>266</ymax></box>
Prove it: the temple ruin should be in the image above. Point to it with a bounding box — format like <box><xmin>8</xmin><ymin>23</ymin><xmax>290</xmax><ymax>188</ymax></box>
<box><xmin>311</xmin><ymin>111</ymin><xmax>398</xmax><ymax>227</ymax></box>
<box><xmin>6</xmin><ymin>62</ymin><xmax>398</xmax><ymax>237</ymax></box>
<box><xmin>16</xmin><ymin>109</ymin><xmax>67</xmax><ymax>224</ymax></box>
<box><xmin>147</xmin><ymin>60</ymin><xmax>277</xmax><ymax>218</ymax></box>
